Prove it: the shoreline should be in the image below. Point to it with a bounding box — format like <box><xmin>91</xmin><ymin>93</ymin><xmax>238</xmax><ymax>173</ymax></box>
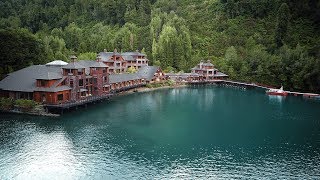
<box><xmin>115</xmin><ymin>83</ymin><xmax>188</xmax><ymax>97</ymax></box>
<box><xmin>1</xmin><ymin>84</ymin><xmax>188</xmax><ymax>117</ymax></box>
<box><xmin>1</xmin><ymin>109</ymin><xmax>60</xmax><ymax>117</ymax></box>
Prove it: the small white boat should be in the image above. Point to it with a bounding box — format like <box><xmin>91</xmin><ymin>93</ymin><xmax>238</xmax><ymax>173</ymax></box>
<box><xmin>266</xmin><ymin>86</ymin><xmax>288</xmax><ymax>96</ymax></box>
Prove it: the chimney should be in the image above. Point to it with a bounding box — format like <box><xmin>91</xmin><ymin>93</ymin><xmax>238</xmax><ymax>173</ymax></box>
<box><xmin>97</xmin><ymin>54</ymin><xmax>101</xmax><ymax>62</ymax></box>
<box><xmin>70</xmin><ymin>55</ymin><xmax>77</xmax><ymax>62</ymax></box>
<box><xmin>200</xmin><ymin>60</ymin><xmax>203</xmax><ymax>69</ymax></box>
<box><xmin>114</xmin><ymin>48</ymin><xmax>117</xmax><ymax>54</ymax></box>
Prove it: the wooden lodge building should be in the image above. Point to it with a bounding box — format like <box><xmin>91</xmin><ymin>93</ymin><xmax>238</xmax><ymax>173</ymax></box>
<box><xmin>0</xmin><ymin>54</ymin><xmax>226</xmax><ymax>107</ymax></box>
<box><xmin>0</xmin><ymin>52</ymin><xmax>163</xmax><ymax>105</ymax></box>
<box><xmin>191</xmin><ymin>60</ymin><xmax>228</xmax><ymax>80</ymax></box>
<box><xmin>99</xmin><ymin>49</ymin><xmax>149</xmax><ymax>74</ymax></box>
<box><xmin>167</xmin><ymin>60</ymin><xmax>228</xmax><ymax>82</ymax></box>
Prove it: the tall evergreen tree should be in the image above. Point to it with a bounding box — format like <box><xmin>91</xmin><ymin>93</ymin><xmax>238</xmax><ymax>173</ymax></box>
<box><xmin>275</xmin><ymin>3</ymin><xmax>290</xmax><ymax>47</ymax></box>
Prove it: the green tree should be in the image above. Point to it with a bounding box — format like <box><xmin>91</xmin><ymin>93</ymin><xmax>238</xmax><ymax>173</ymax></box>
<box><xmin>275</xmin><ymin>3</ymin><xmax>290</xmax><ymax>47</ymax></box>
<box><xmin>0</xmin><ymin>28</ymin><xmax>47</xmax><ymax>77</ymax></box>
<box><xmin>78</xmin><ymin>52</ymin><xmax>97</xmax><ymax>60</ymax></box>
<box><xmin>127</xmin><ymin>66</ymin><xmax>137</xmax><ymax>73</ymax></box>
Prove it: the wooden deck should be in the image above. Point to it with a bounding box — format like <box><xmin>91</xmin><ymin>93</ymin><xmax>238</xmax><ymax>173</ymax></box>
<box><xmin>44</xmin><ymin>84</ymin><xmax>147</xmax><ymax>114</ymax></box>
<box><xmin>45</xmin><ymin>94</ymin><xmax>113</xmax><ymax>110</ymax></box>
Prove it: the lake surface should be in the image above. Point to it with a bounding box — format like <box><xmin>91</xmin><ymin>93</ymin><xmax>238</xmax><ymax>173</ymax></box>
<box><xmin>1</xmin><ymin>86</ymin><xmax>320</xmax><ymax>179</ymax></box>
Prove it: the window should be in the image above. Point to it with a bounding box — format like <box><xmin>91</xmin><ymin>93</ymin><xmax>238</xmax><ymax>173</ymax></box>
<box><xmin>40</xmin><ymin>80</ymin><xmax>46</xmax><ymax>87</ymax></box>
<box><xmin>57</xmin><ymin>94</ymin><xmax>63</xmax><ymax>101</ymax></box>
<box><xmin>65</xmin><ymin>69</ymin><xmax>72</xmax><ymax>75</ymax></box>
<box><xmin>79</xmin><ymin>79</ymin><xmax>83</xmax><ymax>86</ymax></box>
<box><xmin>70</xmin><ymin>79</ymin><xmax>73</xmax><ymax>87</ymax></box>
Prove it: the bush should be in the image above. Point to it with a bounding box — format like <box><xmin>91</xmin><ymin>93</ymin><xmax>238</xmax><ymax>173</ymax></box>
<box><xmin>15</xmin><ymin>99</ymin><xmax>36</xmax><ymax>112</ymax></box>
<box><xmin>146</xmin><ymin>84</ymin><xmax>153</xmax><ymax>88</ymax></box>
<box><xmin>126</xmin><ymin>66</ymin><xmax>137</xmax><ymax>73</ymax></box>
<box><xmin>0</xmin><ymin>97</ymin><xmax>14</xmax><ymax>111</ymax></box>
<box><xmin>166</xmin><ymin>79</ymin><xmax>175</xmax><ymax>86</ymax></box>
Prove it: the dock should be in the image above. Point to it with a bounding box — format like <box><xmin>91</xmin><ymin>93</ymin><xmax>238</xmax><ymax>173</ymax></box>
<box><xmin>187</xmin><ymin>79</ymin><xmax>320</xmax><ymax>97</ymax></box>
<box><xmin>285</xmin><ymin>91</ymin><xmax>319</xmax><ymax>98</ymax></box>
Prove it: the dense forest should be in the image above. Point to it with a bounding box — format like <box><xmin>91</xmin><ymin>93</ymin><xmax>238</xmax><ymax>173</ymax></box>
<box><xmin>0</xmin><ymin>0</ymin><xmax>319</xmax><ymax>92</ymax></box>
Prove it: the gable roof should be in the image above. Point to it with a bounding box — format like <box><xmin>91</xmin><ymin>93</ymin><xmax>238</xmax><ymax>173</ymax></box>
<box><xmin>202</xmin><ymin>62</ymin><xmax>214</xmax><ymax>66</ymax></box>
<box><xmin>90</xmin><ymin>61</ymin><xmax>108</xmax><ymax>68</ymax></box>
<box><xmin>77</xmin><ymin>60</ymin><xmax>108</xmax><ymax>76</ymax></box>
<box><xmin>215</xmin><ymin>72</ymin><xmax>228</xmax><ymax>77</ymax></box>
<box><xmin>137</xmin><ymin>66</ymin><xmax>160</xmax><ymax>81</ymax></box>
<box><xmin>99</xmin><ymin>52</ymin><xmax>122</xmax><ymax>62</ymax></box>
<box><xmin>121</xmin><ymin>52</ymin><xmax>146</xmax><ymax>57</ymax></box>
<box><xmin>63</xmin><ymin>62</ymin><xmax>85</xmax><ymax>69</ymax></box>
<box><xmin>122</xmin><ymin>55</ymin><xmax>135</xmax><ymax>61</ymax></box>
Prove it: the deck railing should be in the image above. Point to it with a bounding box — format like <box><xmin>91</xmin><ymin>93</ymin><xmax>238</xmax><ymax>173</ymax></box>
<box><xmin>45</xmin><ymin>94</ymin><xmax>113</xmax><ymax>109</ymax></box>
<box><xmin>110</xmin><ymin>83</ymin><xmax>146</xmax><ymax>93</ymax></box>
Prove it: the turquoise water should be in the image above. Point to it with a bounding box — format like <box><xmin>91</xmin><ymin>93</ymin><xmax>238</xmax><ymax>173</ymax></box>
<box><xmin>1</xmin><ymin>86</ymin><xmax>320</xmax><ymax>179</ymax></box>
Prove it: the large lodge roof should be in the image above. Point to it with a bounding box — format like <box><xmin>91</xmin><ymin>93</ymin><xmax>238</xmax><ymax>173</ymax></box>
<box><xmin>121</xmin><ymin>52</ymin><xmax>146</xmax><ymax>57</ymax></box>
<box><xmin>0</xmin><ymin>59</ymin><xmax>110</xmax><ymax>93</ymax></box>
<box><xmin>109</xmin><ymin>73</ymin><xmax>141</xmax><ymax>84</ymax></box>
<box><xmin>0</xmin><ymin>65</ymin><xmax>62</xmax><ymax>92</ymax></box>
<box><xmin>109</xmin><ymin>66</ymin><xmax>160</xmax><ymax>84</ymax></box>
<box><xmin>63</xmin><ymin>61</ymin><xmax>86</xmax><ymax>69</ymax></box>
<box><xmin>137</xmin><ymin>66</ymin><xmax>160</xmax><ymax>81</ymax></box>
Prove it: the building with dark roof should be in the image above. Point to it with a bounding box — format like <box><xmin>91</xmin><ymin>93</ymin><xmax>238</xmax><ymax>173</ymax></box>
<box><xmin>97</xmin><ymin>49</ymin><xmax>149</xmax><ymax>74</ymax></box>
<box><xmin>191</xmin><ymin>60</ymin><xmax>228</xmax><ymax>80</ymax></box>
<box><xmin>107</xmin><ymin>66</ymin><xmax>165</xmax><ymax>92</ymax></box>
<box><xmin>98</xmin><ymin>49</ymin><xmax>127</xmax><ymax>74</ymax></box>
<box><xmin>122</xmin><ymin>51</ymin><xmax>149</xmax><ymax>70</ymax></box>
<box><xmin>0</xmin><ymin>58</ymin><xmax>110</xmax><ymax>105</ymax></box>
<box><xmin>0</xmin><ymin>57</ymin><xmax>160</xmax><ymax>105</ymax></box>
<box><xmin>137</xmin><ymin>66</ymin><xmax>165</xmax><ymax>82</ymax></box>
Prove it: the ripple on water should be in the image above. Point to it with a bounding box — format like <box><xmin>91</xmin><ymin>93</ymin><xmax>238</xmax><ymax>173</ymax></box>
<box><xmin>1</xmin><ymin>86</ymin><xmax>320</xmax><ymax>179</ymax></box>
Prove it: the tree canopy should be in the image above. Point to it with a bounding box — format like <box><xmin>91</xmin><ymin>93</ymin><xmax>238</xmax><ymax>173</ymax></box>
<box><xmin>0</xmin><ymin>0</ymin><xmax>319</xmax><ymax>92</ymax></box>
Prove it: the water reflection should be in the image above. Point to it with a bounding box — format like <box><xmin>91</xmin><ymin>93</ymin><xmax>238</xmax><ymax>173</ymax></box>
<box><xmin>1</xmin><ymin>86</ymin><xmax>320</xmax><ymax>179</ymax></box>
<box><xmin>0</xmin><ymin>117</ymin><xmax>82</xmax><ymax>179</ymax></box>
<box><xmin>268</xmin><ymin>95</ymin><xmax>285</xmax><ymax>104</ymax></box>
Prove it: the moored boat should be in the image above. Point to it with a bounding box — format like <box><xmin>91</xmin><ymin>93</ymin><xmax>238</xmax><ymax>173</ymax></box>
<box><xmin>266</xmin><ymin>86</ymin><xmax>288</xmax><ymax>96</ymax></box>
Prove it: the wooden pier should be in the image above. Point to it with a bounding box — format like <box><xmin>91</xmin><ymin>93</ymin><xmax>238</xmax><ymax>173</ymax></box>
<box><xmin>187</xmin><ymin>80</ymin><xmax>320</xmax><ymax>98</ymax></box>
<box><xmin>285</xmin><ymin>91</ymin><xmax>319</xmax><ymax>98</ymax></box>
<box><xmin>45</xmin><ymin>93</ymin><xmax>113</xmax><ymax>114</ymax></box>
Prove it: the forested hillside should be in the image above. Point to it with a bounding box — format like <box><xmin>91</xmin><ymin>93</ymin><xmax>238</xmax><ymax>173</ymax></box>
<box><xmin>0</xmin><ymin>0</ymin><xmax>319</xmax><ymax>92</ymax></box>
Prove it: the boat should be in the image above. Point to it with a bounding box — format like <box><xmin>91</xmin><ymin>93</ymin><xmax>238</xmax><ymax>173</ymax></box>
<box><xmin>266</xmin><ymin>86</ymin><xmax>288</xmax><ymax>96</ymax></box>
